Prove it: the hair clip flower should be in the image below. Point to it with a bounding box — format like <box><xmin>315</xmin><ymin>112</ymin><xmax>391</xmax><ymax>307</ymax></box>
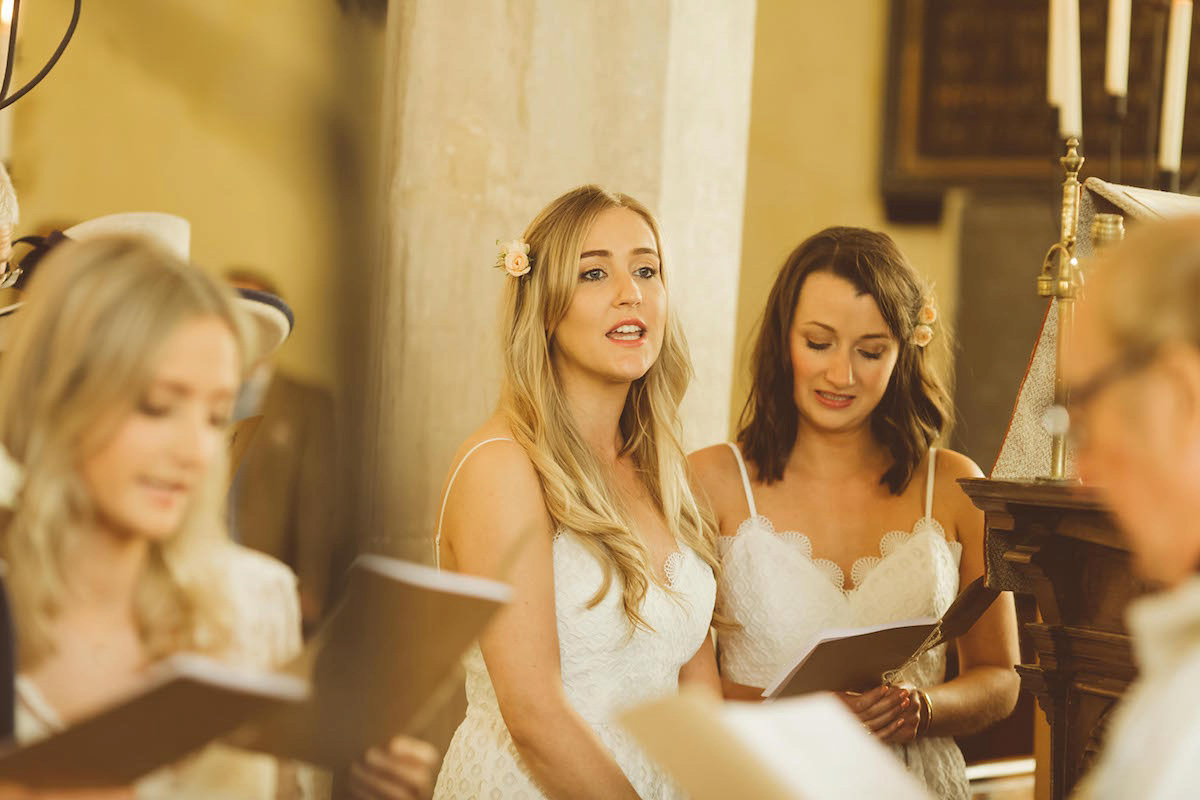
<box><xmin>496</xmin><ymin>239</ymin><xmax>532</xmax><ymax>277</ymax></box>
<box><xmin>911</xmin><ymin>297</ymin><xmax>937</xmax><ymax>348</ymax></box>
<box><xmin>0</xmin><ymin>442</ymin><xmax>23</xmax><ymax>509</ymax></box>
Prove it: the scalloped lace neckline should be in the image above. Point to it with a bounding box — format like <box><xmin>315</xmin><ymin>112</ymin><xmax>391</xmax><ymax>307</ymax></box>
<box><xmin>721</xmin><ymin>514</ymin><xmax>960</xmax><ymax>594</ymax></box>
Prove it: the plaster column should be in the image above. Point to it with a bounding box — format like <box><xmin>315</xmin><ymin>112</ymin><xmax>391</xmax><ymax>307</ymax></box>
<box><xmin>370</xmin><ymin>0</ymin><xmax>756</xmax><ymax>561</ymax></box>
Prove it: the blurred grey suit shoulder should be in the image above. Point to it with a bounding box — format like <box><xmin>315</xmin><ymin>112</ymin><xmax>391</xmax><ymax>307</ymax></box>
<box><xmin>233</xmin><ymin>370</ymin><xmax>344</xmax><ymax>628</ymax></box>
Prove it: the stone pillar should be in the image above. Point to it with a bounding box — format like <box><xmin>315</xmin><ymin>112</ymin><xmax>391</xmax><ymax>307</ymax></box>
<box><xmin>370</xmin><ymin>0</ymin><xmax>756</xmax><ymax>561</ymax></box>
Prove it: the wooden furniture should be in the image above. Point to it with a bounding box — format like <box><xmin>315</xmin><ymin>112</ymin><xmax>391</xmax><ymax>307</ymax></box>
<box><xmin>960</xmin><ymin>478</ymin><xmax>1155</xmax><ymax>800</ymax></box>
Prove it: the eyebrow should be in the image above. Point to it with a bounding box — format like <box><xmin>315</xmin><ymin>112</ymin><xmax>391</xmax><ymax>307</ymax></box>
<box><xmin>801</xmin><ymin>321</ymin><xmax>891</xmax><ymax>341</ymax></box>
<box><xmin>148</xmin><ymin>380</ymin><xmax>237</xmax><ymax>401</ymax></box>
<box><xmin>579</xmin><ymin>247</ymin><xmax>660</xmax><ymax>260</ymax></box>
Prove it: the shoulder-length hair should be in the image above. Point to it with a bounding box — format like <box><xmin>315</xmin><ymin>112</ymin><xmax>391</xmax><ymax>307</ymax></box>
<box><xmin>0</xmin><ymin>236</ymin><xmax>252</xmax><ymax>668</ymax></box>
<box><xmin>500</xmin><ymin>185</ymin><xmax>721</xmax><ymax>630</ymax></box>
<box><xmin>737</xmin><ymin>226</ymin><xmax>953</xmax><ymax>494</ymax></box>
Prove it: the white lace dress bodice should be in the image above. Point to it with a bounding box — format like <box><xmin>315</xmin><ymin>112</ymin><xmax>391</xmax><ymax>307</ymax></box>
<box><xmin>432</xmin><ymin>438</ymin><xmax>717</xmax><ymax>799</ymax></box>
<box><xmin>716</xmin><ymin>444</ymin><xmax>969</xmax><ymax>800</ymax></box>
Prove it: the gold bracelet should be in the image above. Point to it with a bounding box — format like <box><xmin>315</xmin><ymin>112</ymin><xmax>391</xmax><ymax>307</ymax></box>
<box><xmin>918</xmin><ymin>689</ymin><xmax>934</xmax><ymax>736</ymax></box>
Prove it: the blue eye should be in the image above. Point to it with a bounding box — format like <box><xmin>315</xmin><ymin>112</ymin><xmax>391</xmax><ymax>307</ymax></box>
<box><xmin>634</xmin><ymin>265</ymin><xmax>659</xmax><ymax>279</ymax></box>
<box><xmin>805</xmin><ymin>340</ymin><xmax>831</xmax><ymax>351</ymax></box>
<box><xmin>580</xmin><ymin>267</ymin><xmax>605</xmax><ymax>282</ymax></box>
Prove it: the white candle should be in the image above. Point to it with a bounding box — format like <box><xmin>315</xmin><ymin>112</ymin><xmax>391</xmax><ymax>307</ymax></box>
<box><xmin>1160</xmin><ymin>0</ymin><xmax>1193</xmax><ymax>172</ymax></box>
<box><xmin>1106</xmin><ymin>0</ymin><xmax>1132</xmax><ymax>97</ymax></box>
<box><xmin>1048</xmin><ymin>0</ymin><xmax>1063</xmax><ymax>107</ymax></box>
<box><xmin>1061</xmin><ymin>0</ymin><xmax>1083</xmax><ymax>138</ymax></box>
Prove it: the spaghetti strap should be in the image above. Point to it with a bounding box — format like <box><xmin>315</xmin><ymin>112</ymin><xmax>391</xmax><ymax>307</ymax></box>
<box><xmin>924</xmin><ymin>447</ymin><xmax>938</xmax><ymax>519</ymax></box>
<box><xmin>724</xmin><ymin>442</ymin><xmax>757</xmax><ymax>518</ymax></box>
<box><xmin>434</xmin><ymin>437</ymin><xmax>516</xmax><ymax>567</ymax></box>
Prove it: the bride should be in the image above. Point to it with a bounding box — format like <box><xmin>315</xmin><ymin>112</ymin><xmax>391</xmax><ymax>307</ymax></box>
<box><xmin>433</xmin><ymin>185</ymin><xmax>721</xmax><ymax>799</ymax></box>
<box><xmin>691</xmin><ymin>226</ymin><xmax>1019</xmax><ymax>798</ymax></box>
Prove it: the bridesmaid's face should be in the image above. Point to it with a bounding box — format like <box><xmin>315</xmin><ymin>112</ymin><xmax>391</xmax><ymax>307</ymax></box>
<box><xmin>551</xmin><ymin>207</ymin><xmax>666</xmax><ymax>389</ymax></box>
<box><xmin>79</xmin><ymin>316</ymin><xmax>239</xmax><ymax>543</ymax></box>
<box><xmin>788</xmin><ymin>272</ymin><xmax>899</xmax><ymax>433</ymax></box>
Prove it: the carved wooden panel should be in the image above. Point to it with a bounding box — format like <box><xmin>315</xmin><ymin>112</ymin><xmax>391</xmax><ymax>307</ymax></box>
<box><xmin>960</xmin><ymin>478</ymin><xmax>1154</xmax><ymax>800</ymax></box>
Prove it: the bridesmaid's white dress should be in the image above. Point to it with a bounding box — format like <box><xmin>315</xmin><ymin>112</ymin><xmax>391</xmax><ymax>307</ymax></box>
<box><xmin>432</xmin><ymin>438</ymin><xmax>717</xmax><ymax>799</ymax></box>
<box><xmin>717</xmin><ymin>444</ymin><xmax>969</xmax><ymax>799</ymax></box>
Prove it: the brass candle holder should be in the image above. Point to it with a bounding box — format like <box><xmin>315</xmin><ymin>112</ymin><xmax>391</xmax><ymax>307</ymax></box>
<box><xmin>1037</xmin><ymin>138</ymin><xmax>1085</xmax><ymax>482</ymax></box>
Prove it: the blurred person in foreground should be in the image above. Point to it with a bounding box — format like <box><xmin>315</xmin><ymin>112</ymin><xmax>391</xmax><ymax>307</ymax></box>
<box><xmin>0</xmin><ymin>236</ymin><xmax>434</xmax><ymax>799</ymax></box>
<box><xmin>1067</xmin><ymin>216</ymin><xmax>1200</xmax><ymax>799</ymax></box>
<box><xmin>225</xmin><ymin>269</ymin><xmax>344</xmax><ymax>631</ymax></box>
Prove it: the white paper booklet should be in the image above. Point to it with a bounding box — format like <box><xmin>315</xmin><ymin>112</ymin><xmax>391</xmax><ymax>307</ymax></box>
<box><xmin>620</xmin><ymin>689</ymin><xmax>930</xmax><ymax>800</ymax></box>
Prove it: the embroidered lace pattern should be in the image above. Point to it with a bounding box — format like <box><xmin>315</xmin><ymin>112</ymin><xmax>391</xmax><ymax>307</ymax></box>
<box><xmin>716</xmin><ymin>444</ymin><xmax>970</xmax><ymax>800</ymax></box>
<box><xmin>432</xmin><ymin>438</ymin><xmax>716</xmax><ymax>799</ymax></box>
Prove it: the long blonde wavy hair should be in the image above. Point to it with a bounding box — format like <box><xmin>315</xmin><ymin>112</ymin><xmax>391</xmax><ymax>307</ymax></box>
<box><xmin>500</xmin><ymin>185</ymin><xmax>722</xmax><ymax>630</ymax></box>
<box><xmin>0</xmin><ymin>236</ymin><xmax>252</xmax><ymax>669</ymax></box>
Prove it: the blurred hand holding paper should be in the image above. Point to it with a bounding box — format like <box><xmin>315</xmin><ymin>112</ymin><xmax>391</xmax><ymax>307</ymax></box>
<box><xmin>763</xmin><ymin>576</ymin><xmax>999</xmax><ymax>698</ymax></box>
<box><xmin>620</xmin><ymin>688</ymin><xmax>929</xmax><ymax>800</ymax></box>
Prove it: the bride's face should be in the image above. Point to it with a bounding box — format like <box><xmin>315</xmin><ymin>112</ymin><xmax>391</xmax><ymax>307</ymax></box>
<box><xmin>550</xmin><ymin>207</ymin><xmax>667</xmax><ymax>388</ymax></box>
<box><xmin>788</xmin><ymin>272</ymin><xmax>899</xmax><ymax>433</ymax></box>
<box><xmin>79</xmin><ymin>315</ymin><xmax>240</xmax><ymax>542</ymax></box>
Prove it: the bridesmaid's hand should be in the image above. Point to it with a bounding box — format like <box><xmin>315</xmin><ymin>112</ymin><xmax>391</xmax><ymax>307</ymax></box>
<box><xmin>348</xmin><ymin>736</ymin><xmax>439</xmax><ymax>800</ymax></box>
<box><xmin>835</xmin><ymin>684</ymin><xmax>913</xmax><ymax>742</ymax></box>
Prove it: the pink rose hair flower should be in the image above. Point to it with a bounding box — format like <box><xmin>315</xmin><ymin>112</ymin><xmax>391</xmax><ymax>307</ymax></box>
<box><xmin>496</xmin><ymin>239</ymin><xmax>532</xmax><ymax>277</ymax></box>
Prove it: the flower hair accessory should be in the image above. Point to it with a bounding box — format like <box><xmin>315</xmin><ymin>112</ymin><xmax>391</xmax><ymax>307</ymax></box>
<box><xmin>911</xmin><ymin>296</ymin><xmax>937</xmax><ymax>348</ymax></box>
<box><xmin>0</xmin><ymin>442</ymin><xmax>23</xmax><ymax>509</ymax></box>
<box><xmin>496</xmin><ymin>239</ymin><xmax>532</xmax><ymax>278</ymax></box>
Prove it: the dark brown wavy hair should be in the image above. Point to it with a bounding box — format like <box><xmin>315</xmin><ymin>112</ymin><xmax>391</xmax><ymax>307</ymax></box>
<box><xmin>737</xmin><ymin>226</ymin><xmax>953</xmax><ymax>494</ymax></box>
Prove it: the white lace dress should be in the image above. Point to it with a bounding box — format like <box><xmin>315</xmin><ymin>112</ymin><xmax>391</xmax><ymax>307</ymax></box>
<box><xmin>432</xmin><ymin>438</ymin><xmax>717</xmax><ymax>799</ymax></box>
<box><xmin>15</xmin><ymin>544</ymin><xmax>321</xmax><ymax>800</ymax></box>
<box><xmin>717</xmin><ymin>444</ymin><xmax>969</xmax><ymax>800</ymax></box>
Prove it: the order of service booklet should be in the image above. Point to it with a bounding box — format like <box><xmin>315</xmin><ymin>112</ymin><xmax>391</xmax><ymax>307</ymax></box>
<box><xmin>238</xmin><ymin>554</ymin><xmax>512</xmax><ymax>769</ymax></box>
<box><xmin>0</xmin><ymin>653</ymin><xmax>308</xmax><ymax>790</ymax></box>
<box><xmin>762</xmin><ymin>576</ymin><xmax>999</xmax><ymax>698</ymax></box>
<box><xmin>620</xmin><ymin>688</ymin><xmax>930</xmax><ymax>800</ymax></box>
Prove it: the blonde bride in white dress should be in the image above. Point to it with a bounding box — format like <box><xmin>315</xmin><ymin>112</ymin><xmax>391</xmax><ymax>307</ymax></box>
<box><xmin>691</xmin><ymin>227</ymin><xmax>1020</xmax><ymax>799</ymax></box>
<box><xmin>433</xmin><ymin>186</ymin><xmax>721</xmax><ymax>799</ymax></box>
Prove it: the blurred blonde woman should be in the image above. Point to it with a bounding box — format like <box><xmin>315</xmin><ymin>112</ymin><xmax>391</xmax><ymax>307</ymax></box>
<box><xmin>1067</xmin><ymin>217</ymin><xmax>1200</xmax><ymax>799</ymax></box>
<box><xmin>0</xmin><ymin>237</ymin><xmax>435</xmax><ymax>800</ymax></box>
<box><xmin>434</xmin><ymin>185</ymin><xmax>722</xmax><ymax>799</ymax></box>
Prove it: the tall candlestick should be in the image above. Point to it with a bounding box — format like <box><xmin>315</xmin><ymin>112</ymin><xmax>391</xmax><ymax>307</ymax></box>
<box><xmin>1061</xmin><ymin>0</ymin><xmax>1083</xmax><ymax>139</ymax></box>
<box><xmin>1049</xmin><ymin>0</ymin><xmax>1063</xmax><ymax>107</ymax></box>
<box><xmin>1159</xmin><ymin>0</ymin><xmax>1193</xmax><ymax>173</ymax></box>
<box><xmin>1106</xmin><ymin>0</ymin><xmax>1132</xmax><ymax>97</ymax></box>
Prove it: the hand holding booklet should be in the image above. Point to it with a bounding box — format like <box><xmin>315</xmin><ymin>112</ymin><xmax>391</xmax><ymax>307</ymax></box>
<box><xmin>620</xmin><ymin>688</ymin><xmax>930</xmax><ymax>800</ymax></box>
<box><xmin>0</xmin><ymin>555</ymin><xmax>511</xmax><ymax>787</ymax></box>
<box><xmin>763</xmin><ymin>576</ymin><xmax>999</xmax><ymax>698</ymax></box>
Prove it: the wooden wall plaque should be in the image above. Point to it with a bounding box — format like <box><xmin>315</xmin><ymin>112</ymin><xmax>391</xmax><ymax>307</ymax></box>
<box><xmin>883</xmin><ymin>0</ymin><xmax>1200</xmax><ymax>220</ymax></box>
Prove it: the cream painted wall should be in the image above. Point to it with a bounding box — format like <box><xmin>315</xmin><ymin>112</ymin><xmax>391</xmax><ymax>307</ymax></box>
<box><xmin>733</xmin><ymin>0</ymin><xmax>963</xmax><ymax>432</ymax></box>
<box><xmin>9</xmin><ymin>0</ymin><xmax>382</xmax><ymax>386</ymax></box>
